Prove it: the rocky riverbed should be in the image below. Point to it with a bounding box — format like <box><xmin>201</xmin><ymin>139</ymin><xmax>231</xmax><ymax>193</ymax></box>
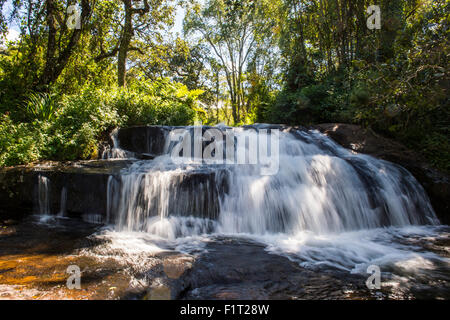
<box><xmin>1</xmin><ymin>216</ymin><xmax>449</xmax><ymax>300</ymax></box>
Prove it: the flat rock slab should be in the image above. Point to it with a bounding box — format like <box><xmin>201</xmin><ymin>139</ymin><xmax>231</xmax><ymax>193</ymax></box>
<box><xmin>0</xmin><ymin>218</ymin><xmax>134</xmax><ymax>300</ymax></box>
<box><xmin>168</xmin><ymin>237</ymin><xmax>370</xmax><ymax>300</ymax></box>
<box><xmin>1</xmin><ymin>218</ymin><xmax>449</xmax><ymax>300</ymax></box>
<box><xmin>0</xmin><ymin>219</ymin><xmax>367</xmax><ymax>300</ymax></box>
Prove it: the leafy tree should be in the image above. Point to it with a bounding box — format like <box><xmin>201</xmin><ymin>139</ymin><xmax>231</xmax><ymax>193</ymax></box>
<box><xmin>184</xmin><ymin>0</ymin><xmax>279</xmax><ymax>124</ymax></box>
<box><xmin>93</xmin><ymin>0</ymin><xmax>175</xmax><ymax>86</ymax></box>
<box><xmin>2</xmin><ymin>0</ymin><xmax>93</xmax><ymax>87</ymax></box>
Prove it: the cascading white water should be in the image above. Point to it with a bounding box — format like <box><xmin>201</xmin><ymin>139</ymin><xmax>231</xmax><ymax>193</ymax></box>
<box><xmin>98</xmin><ymin>125</ymin><xmax>449</xmax><ymax>290</ymax></box>
<box><xmin>102</xmin><ymin>128</ymin><xmax>135</xmax><ymax>159</ymax></box>
<box><xmin>106</xmin><ymin>126</ymin><xmax>438</xmax><ymax>238</ymax></box>
<box><xmin>38</xmin><ymin>175</ymin><xmax>50</xmax><ymax>215</ymax></box>
<box><xmin>216</xmin><ymin>130</ymin><xmax>437</xmax><ymax>234</ymax></box>
<box><xmin>107</xmin><ymin>159</ymin><xmax>219</xmax><ymax>239</ymax></box>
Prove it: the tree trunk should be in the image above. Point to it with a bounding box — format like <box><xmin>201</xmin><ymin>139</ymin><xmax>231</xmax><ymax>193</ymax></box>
<box><xmin>118</xmin><ymin>0</ymin><xmax>133</xmax><ymax>87</ymax></box>
<box><xmin>41</xmin><ymin>0</ymin><xmax>57</xmax><ymax>86</ymax></box>
<box><xmin>40</xmin><ymin>0</ymin><xmax>91</xmax><ymax>87</ymax></box>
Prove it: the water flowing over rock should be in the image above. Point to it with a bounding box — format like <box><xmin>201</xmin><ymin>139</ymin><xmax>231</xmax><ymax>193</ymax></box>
<box><xmin>105</xmin><ymin>125</ymin><xmax>438</xmax><ymax>236</ymax></box>
<box><xmin>37</xmin><ymin>175</ymin><xmax>50</xmax><ymax>215</ymax></box>
<box><xmin>314</xmin><ymin>123</ymin><xmax>450</xmax><ymax>224</ymax></box>
<box><xmin>0</xmin><ymin>124</ymin><xmax>448</xmax><ymax>300</ymax></box>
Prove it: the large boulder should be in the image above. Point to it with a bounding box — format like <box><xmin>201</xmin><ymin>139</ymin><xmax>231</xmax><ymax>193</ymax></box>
<box><xmin>116</xmin><ymin>126</ymin><xmax>173</xmax><ymax>156</ymax></box>
<box><xmin>314</xmin><ymin>123</ymin><xmax>450</xmax><ymax>224</ymax></box>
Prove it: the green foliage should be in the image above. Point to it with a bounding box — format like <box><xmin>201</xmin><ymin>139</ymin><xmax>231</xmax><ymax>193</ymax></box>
<box><xmin>259</xmin><ymin>80</ymin><xmax>350</xmax><ymax>125</ymax></box>
<box><xmin>22</xmin><ymin>92</ymin><xmax>59</xmax><ymax>121</ymax></box>
<box><xmin>44</xmin><ymin>87</ymin><xmax>123</xmax><ymax>160</ymax></box>
<box><xmin>0</xmin><ymin>115</ymin><xmax>45</xmax><ymax>166</ymax></box>
<box><xmin>0</xmin><ymin>0</ymin><xmax>448</xmax><ymax>173</ymax></box>
<box><xmin>260</xmin><ymin>0</ymin><xmax>449</xmax><ymax>172</ymax></box>
<box><xmin>110</xmin><ymin>79</ymin><xmax>201</xmax><ymax>126</ymax></box>
<box><xmin>0</xmin><ymin>79</ymin><xmax>202</xmax><ymax>166</ymax></box>
<box><xmin>184</xmin><ymin>0</ymin><xmax>281</xmax><ymax>124</ymax></box>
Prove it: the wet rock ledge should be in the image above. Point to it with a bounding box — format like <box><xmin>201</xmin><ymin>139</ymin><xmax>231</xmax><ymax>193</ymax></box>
<box><xmin>0</xmin><ymin>160</ymin><xmax>132</xmax><ymax>221</ymax></box>
<box><xmin>0</xmin><ymin>159</ymin><xmax>222</xmax><ymax>222</ymax></box>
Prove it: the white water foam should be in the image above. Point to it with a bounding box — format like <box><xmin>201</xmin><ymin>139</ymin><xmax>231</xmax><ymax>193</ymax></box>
<box><xmin>259</xmin><ymin>225</ymin><xmax>450</xmax><ymax>273</ymax></box>
<box><xmin>94</xmin><ymin>126</ymin><xmax>448</xmax><ymax>283</ymax></box>
<box><xmin>107</xmin><ymin>127</ymin><xmax>437</xmax><ymax>234</ymax></box>
<box><xmin>102</xmin><ymin>128</ymin><xmax>135</xmax><ymax>160</ymax></box>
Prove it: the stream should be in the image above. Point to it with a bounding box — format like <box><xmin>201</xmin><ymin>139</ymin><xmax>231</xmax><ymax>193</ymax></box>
<box><xmin>1</xmin><ymin>125</ymin><xmax>449</xmax><ymax>299</ymax></box>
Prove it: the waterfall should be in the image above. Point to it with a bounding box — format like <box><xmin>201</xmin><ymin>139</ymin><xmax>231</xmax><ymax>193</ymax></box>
<box><xmin>102</xmin><ymin>128</ymin><xmax>135</xmax><ymax>159</ymax></box>
<box><xmin>106</xmin><ymin>126</ymin><xmax>438</xmax><ymax>238</ymax></box>
<box><xmin>37</xmin><ymin>175</ymin><xmax>50</xmax><ymax>215</ymax></box>
<box><xmin>216</xmin><ymin>130</ymin><xmax>437</xmax><ymax>234</ymax></box>
<box><xmin>107</xmin><ymin>161</ymin><xmax>219</xmax><ymax>239</ymax></box>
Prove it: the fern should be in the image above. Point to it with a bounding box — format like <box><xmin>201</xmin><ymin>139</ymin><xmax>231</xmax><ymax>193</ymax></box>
<box><xmin>22</xmin><ymin>92</ymin><xmax>58</xmax><ymax>121</ymax></box>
